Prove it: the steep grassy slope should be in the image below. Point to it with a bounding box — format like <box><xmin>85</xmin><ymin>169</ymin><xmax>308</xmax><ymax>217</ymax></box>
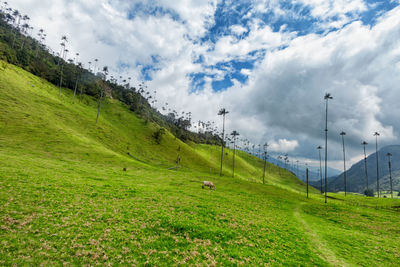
<box><xmin>0</xmin><ymin>61</ymin><xmax>303</xmax><ymax>189</ymax></box>
<box><xmin>1</xmin><ymin>62</ymin><xmax>400</xmax><ymax>266</ymax></box>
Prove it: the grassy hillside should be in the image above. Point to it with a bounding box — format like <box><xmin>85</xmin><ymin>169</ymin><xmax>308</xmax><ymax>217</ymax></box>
<box><xmin>1</xmin><ymin>62</ymin><xmax>400</xmax><ymax>266</ymax></box>
<box><xmin>0</xmin><ymin>61</ymin><xmax>304</xmax><ymax>191</ymax></box>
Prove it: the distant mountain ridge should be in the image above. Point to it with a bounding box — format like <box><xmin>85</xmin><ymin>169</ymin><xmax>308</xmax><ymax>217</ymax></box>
<box><xmin>265</xmin><ymin>157</ymin><xmax>340</xmax><ymax>182</ymax></box>
<box><xmin>328</xmin><ymin>145</ymin><xmax>400</xmax><ymax>193</ymax></box>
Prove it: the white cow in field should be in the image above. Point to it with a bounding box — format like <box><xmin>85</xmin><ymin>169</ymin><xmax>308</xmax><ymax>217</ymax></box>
<box><xmin>202</xmin><ymin>181</ymin><xmax>215</xmax><ymax>190</ymax></box>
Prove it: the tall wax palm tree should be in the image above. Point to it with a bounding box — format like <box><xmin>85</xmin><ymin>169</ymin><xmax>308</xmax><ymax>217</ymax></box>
<box><xmin>74</xmin><ymin>53</ymin><xmax>79</xmax><ymax>64</ymax></box>
<box><xmin>340</xmin><ymin>131</ymin><xmax>347</xmax><ymax>196</ymax></box>
<box><xmin>12</xmin><ymin>9</ymin><xmax>20</xmax><ymax>27</ymax></box>
<box><xmin>306</xmin><ymin>166</ymin><xmax>309</xmax><ymax>199</ymax></box>
<box><xmin>324</xmin><ymin>93</ymin><xmax>333</xmax><ymax>203</ymax></box>
<box><xmin>386</xmin><ymin>152</ymin><xmax>393</xmax><ymax>198</ymax></box>
<box><xmin>19</xmin><ymin>15</ymin><xmax>29</xmax><ymax>49</ymax></box>
<box><xmin>35</xmin><ymin>29</ymin><xmax>44</xmax><ymax>57</ymax></box>
<box><xmin>2</xmin><ymin>2</ymin><xmax>8</xmax><ymax>12</ymax></box>
<box><xmin>231</xmin><ymin>130</ymin><xmax>239</xmax><ymax>178</ymax></box>
<box><xmin>96</xmin><ymin>66</ymin><xmax>108</xmax><ymax>124</ymax></box>
<box><xmin>94</xmin><ymin>58</ymin><xmax>99</xmax><ymax>74</ymax></box>
<box><xmin>362</xmin><ymin>141</ymin><xmax>369</xmax><ymax>191</ymax></box>
<box><xmin>58</xmin><ymin>36</ymin><xmax>68</xmax><ymax>96</ymax></box>
<box><xmin>72</xmin><ymin>62</ymin><xmax>82</xmax><ymax>103</ymax></box>
<box><xmin>59</xmin><ymin>48</ymin><xmax>68</xmax><ymax>97</ymax></box>
<box><xmin>29</xmin><ymin>26</ymin><xmax>34</xmax><ymax>37</ymax></box>
<box><xmin>11</xmin><ymin>9</ymin><xmax>20</xmax><ymax>48</ymax></box>
<box><xmin>22</xmin><ymin>14</ymin><xmax>29</xmax><ymax>24</ymax></box>
<box><xmin>5</xmin><ymin>10</ymin><xmax>13</xmax><ymax>24</ymax></box>
<box><xmin>317</xmin><ymin>145</ymin><xmax>323</xmax><ymax>193</ymax></box>
<box><xmin>218</xmin><ymin>108</ymin><xmax>229</xmax><ymax>176</ymax></box>
<box><xmin>374</xmin><ymin>132</ymin><xmax>380</xmax><ymax>197</ymax></box>
<box><xmin>284</xmin><ymin>154</ymin><xmax>288</xmax><ymax>169</ymax></box>
<box><xmin>59</xmin><ymin>35</ymin><xmax>68</xmax><ymax>61</ymax></box>
<box><xmin>277</xmin><ymin>156</ymin><xmax>282</xmax><ymax>176</ymax></box>
<box><xmin>20</xmin><ymin>22</ymin><xmax>29</xmax><ymax>49</ymax></box>
<box><xmin>262</xmin><ymin>143</ymin><xmax>269</xmax><ymax>184</ymax></box>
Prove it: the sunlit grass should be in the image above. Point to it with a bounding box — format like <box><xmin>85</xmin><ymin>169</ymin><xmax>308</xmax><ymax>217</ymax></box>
<box><xmin>0</xmin><ymin>62</ymin><xmax>399</xmax><ymax>265</ymax></box>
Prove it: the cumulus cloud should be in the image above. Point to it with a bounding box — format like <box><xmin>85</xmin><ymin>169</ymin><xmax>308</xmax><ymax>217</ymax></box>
<box><xmin>230</xmin><ymin>24</ymin><xmax>247</xmax><ymax>35</ymax></box>
<box><xmin>295</xmin><ymin>0</ymin><xmax>367</xmax><ymax>30</ymax></box>
<box><xmin>269</xmin><ymin>139</ymin><xmax>299</xmax><ymax>153</ymax></box>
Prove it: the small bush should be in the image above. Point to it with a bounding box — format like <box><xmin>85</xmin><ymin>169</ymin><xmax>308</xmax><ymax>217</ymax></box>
<box><xmin>364</xmin><ymin>188</ymin><xmax>374</xmax><ymax>197</ymax></box>
<box><xmin>153</xmin><ymin>127</ymin><xmax>166</xmax><ymax>144</ymax></box>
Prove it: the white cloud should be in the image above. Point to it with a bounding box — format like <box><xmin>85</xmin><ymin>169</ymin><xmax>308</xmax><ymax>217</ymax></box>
<box><xmin>240</xmin><ymin>68</ymin><xmax>252</xmax><ymax>76</ymax></box>
<box><xmin>269</xmin><ymin>139</ymin><xmax>299</xmax><ymax>152</ymax></box>
<box><xmin>206</xmin><ymin>20</ymin><xmax>292</xmax><ymax>65</ymax></box>
<box><xmin>295</xmin><ymin>0</ymin><xmax>367</xmax><ymax>29</ymax></box>
<box><xmin>230</xmin><ymin>24</ymin><xmax>247</xmax><ymax>35</ymax></box>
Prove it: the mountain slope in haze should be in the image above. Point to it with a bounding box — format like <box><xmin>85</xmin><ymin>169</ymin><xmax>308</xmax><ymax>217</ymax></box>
<box><xmin>328</xmin><ymin>145</ymin><xmax>400</xmax><ymax>193</ymax></box>
<box><xmin>265</xmin><ymin>157</ymin><xmax>341</xmax><ymax>182</ymax></box>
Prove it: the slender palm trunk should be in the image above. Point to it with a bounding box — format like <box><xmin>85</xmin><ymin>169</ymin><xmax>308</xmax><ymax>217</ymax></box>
<box><xmin>72</xmin><ymin>75</ymin><xmax>79</xmax><ymax>103</ymax></box>
<box><xmin>11</xmin><ymin>21</ymin><xmax>19</xmax><ymax>48</ymax></box>
<box><xmin>12</xmin><ymin>30</ymin><xmax>17</xmax><ymax>48</ymax></box>
<box><xmin>388</xmin><ymin>158</ymin><xmax>393</xmax><ymax>198</ymax></box>
<box><xmin>232</xmin><ymin>139</ymin><xmax>236</xmax><ymax>178</ymax></box>
<box><xmin>20</xmin><ymin>38</ymin><xmax>25</xmax><ymax>50</ymax></box>
<box><xmin>324</xmin><ymin>99</ymin><xmax>329</xmax><ymax>203</ymax></box>
<box><xmin>58</xmin><ymin>63</ymin><xmax>64</xmax><ymax>97</ymax></box>
<box><xmin>306</xmin><ymin>168</ymin><xmax>309</xmax><ymax>199</ymax></box>
<box><xmin>79</xmin><ymin>86</ymin><xmax>83</xmax><ymax>103</ymax></box>
<box><xmin>96</xmin><ymin>89</ymin><xmax>104</xmax><ymax>124</ymax></box>
<box><xmin>341</xmin><ymin>135</ymin><xmax>347</xmax><ymax>196</ymax></box>
<box><xmin>319</xmin><ymin>149</ymin><xmax>323</xmax><ymax>194</ymax></box>
<box><xmin>262</xmin><ymin>152</ymin><xmax>267</xmax><ymax>184</ymax></box>
<box><xmin>375</xmin><ymin>136</ymin><xmax>379</xmax><ymax>197</ymax></box>
<box><xmin>363</xmin><ymin>145</ymin><xmax>369</xmax><ymax>190</ymax></box>
<box><xmin>219</xmin><ymin>114</ymin><xmax>225</xmax><ymax>176</ymax></box>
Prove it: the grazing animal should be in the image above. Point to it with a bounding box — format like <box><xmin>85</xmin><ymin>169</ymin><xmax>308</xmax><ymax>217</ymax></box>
<box><xmin>202</xmin><ymin>181</ymin><xmax>215</xmax><ymax>190</ymax></box>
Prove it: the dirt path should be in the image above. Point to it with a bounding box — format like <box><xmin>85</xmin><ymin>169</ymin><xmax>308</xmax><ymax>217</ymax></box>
<box><xmin>294</xmin><ymin>203</ymin><xmax>349</xmax><ymax>267</ymax></box>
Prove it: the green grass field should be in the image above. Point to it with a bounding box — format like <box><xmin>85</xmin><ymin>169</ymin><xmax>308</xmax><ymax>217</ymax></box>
<box><xmin>1</xmin><ymin>62</ymin><xmax>399</xmax><ymax>266</ymax></box>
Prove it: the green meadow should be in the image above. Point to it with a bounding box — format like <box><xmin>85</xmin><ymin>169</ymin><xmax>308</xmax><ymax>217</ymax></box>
<box><xmin>0</xmin><ymin>62</ymin><xmax>399</xmax><ymax>266</ymax></box>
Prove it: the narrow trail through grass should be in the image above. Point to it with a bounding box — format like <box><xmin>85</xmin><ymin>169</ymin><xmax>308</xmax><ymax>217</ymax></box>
<box><xmin>294</xmin><ymin>203</ymin><xmax>349</xmax><ymax>267</ymax></box>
